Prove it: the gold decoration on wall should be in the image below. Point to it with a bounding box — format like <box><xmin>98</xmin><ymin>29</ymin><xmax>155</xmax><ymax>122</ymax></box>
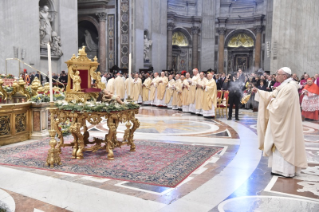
<box><xmin>172</xmin><ymin>32</ymin><xmax>189</xmax><ymax>47</ymax></box>
<box><xmin>15</xmin><ymin>113</ymin><xmax>26</xmax><ymax>133</ymax></box>
<box><xmin>227</xmin><ymin>33</ymin><xmax>254</xmax><ymax>48</ymax></box>
<box><xmin>0</xmin><ymin>116</ymin><xmax>10</xmax><ymax>136</ymax></box>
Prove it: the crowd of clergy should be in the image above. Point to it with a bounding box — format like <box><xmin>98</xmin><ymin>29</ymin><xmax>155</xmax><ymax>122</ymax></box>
<box><xmin>99</xmin><ymin>68</ymin><xmax>319</xmax><ymax>120</ymax></box>
<box><xmin>19</xmin><ymin>65</ymin><xmax>319</xmax><ymax>120</ymax></box>
<box><xmin>103</xmin><ymin>68</ymin><xmax>218</xmax><ymax>118</ymax></box>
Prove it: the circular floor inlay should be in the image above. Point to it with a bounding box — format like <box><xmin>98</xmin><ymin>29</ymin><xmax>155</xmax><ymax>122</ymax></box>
<box><xmin>0</xmin><ymin>189</ymin><xmax>15</xmax><ymax>212</ymax></box>
<box><xmin>218</xmin><ymin>196</ymin><xmax>319</xmax><ymax>212</ymax></box>
<box><xmin>113</xmin><ymin>119</ymin><xmax>219</xmax><ymax>135</ymax></box>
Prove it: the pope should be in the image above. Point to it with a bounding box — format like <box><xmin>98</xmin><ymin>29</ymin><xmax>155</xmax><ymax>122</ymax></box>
<box><xmin>253</xmin><ymin>67</ymin><xmax>308</xmax><ymax>177</ymax></box>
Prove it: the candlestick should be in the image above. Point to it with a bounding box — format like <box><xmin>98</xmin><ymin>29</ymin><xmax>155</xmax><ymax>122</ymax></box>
<box><xmin>127</xmin><ymin>53</ymin><xmax>132</xmax><ymax>102</ymax></box>
<box><xmin>47</xmin><ymin>43</ymin><xmax>53</xmax><ymax>102</ymax></box>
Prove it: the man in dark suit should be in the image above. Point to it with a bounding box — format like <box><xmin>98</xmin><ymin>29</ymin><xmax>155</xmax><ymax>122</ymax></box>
<box><xmin>265</xmin><ymin>75</ymin><xmax>275</xmax><ymax>91</ymax></box>
<box><xmin>30</xmin><ymin>72</ymin><xmax>35</xmax><ymax>84</ymax></box>
<box><xmin>59</xmin><ymin>70</ymin><xmax>68</xmax><ymax>88</ymax></box>
<box><xmin>228</xmin><ymin>73</ymin><xmax>242</xmax><ymax>121</ymax></box>
<box><xmin>35</xmin><ymin>71</ymin><xmax>43</xmax><ymax>85</ymax></box>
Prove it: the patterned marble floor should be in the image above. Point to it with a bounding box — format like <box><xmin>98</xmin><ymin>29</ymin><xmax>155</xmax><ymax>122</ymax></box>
<box><xmin>0</xmin><ymin>106</ymin><xmax>318</xmax><ymax>212</ymax></box>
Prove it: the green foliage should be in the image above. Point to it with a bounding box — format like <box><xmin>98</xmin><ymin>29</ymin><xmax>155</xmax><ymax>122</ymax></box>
<box><xmin>2</xmin><ymin>86</ymin><xmax>13</xmax><ymax>93</ymax></box>
<box><xmin>26</xmin><ymin>86</ymin><xmax>33</xmax><ymax>96</ymax></box>
<box><xmin>30</xmin><ymin>95</ymin><xmax>50</xmax><ymax>103</ymax></box>
<box><xmin>54</xmin><ymin>102</ymin><xmax>140</xmax><ymax>113</ymax></box>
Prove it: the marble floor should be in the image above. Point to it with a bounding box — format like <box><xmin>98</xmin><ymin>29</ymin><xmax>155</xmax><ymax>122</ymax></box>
<box><xmin>0</xmin><ymin>106</ymin><xmax>319</xmax><ymax>212</ymax></box>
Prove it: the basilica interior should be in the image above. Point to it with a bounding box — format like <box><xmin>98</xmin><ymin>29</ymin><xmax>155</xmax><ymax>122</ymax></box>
<box><xmin>0</xmin><ymin>0</ymin><xmax>319</xmax><ymax>212</ymax></box>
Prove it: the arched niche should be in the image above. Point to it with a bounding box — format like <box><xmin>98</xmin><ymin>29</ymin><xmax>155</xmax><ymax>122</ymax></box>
<box><xmin>224</xmin><ymin>29</ymin><xmax>256</xmax><ymax>47</ymax></box>
<box><xmin>78</xmin><ymin>20</ymin><xmax>99</xmax><ymax>60</ymax></box>
<box><xmin>172</xmin><ymin>27</ymin><xmax>192</xmax><ymax>47</ymax></box>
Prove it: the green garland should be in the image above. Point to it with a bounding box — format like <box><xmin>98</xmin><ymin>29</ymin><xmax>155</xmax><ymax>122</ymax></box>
<box><xmin>2</xmin><ymin>86</ymin><xmax>13</xmax><ymax>93</ymax></box>
<box><xmin>54</xmin><ymin>102</ymin><xmax>139</xmax><ymax>113</ymax></box>
<box><xmin>30</xmin><ymin>94</ymin><xmax>65</xmax><ymax>103</ymax></box>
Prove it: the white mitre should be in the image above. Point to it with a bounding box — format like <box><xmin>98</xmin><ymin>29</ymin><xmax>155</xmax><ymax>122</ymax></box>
<box><xmin>280</xmin><ymin>67</ymin><xmax>291</xmax><ymax>75</ymax></box>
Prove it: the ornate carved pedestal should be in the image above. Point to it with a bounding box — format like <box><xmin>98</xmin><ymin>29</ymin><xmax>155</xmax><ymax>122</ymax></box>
<box><xmin>31</xmin><ymin>103</ymin><xmax>50</xmax><ymax>138</ymax></box>
<box><xmin>46</xmin><ymin>108</ymin><xmax>140</xmax><ymax>166</ymax></box>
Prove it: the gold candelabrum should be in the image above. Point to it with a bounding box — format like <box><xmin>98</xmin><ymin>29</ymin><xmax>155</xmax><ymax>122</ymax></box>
<box><xmin>45</xmin><ymin>102</ymin><xmax>62</xmax><ymax>167</ymax></box>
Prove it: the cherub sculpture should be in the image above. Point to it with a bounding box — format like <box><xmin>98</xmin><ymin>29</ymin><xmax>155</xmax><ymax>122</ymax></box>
<box><xmin>123</xmin><ymin>122</ymin><xmax>131</xmax><ymax>142</ymax></box>
<box><xmin>69</xmin><ymin>68</ymin><xmax>81</xmax><ymax>92</ymax></box>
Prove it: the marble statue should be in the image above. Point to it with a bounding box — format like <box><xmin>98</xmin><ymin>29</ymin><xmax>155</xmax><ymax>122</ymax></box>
<box><xmin>39</xmin><ymin>5</ymin><xmax>52</xmax><ymax>48</ymax></box>
<box><xmin>51</xmin><ymin>31</ymin><xmax>63</xmax><ymax>56</ymax></box>
<box><xmin>144</xmin><ymin>35</ymin><xmax>152</xmax><ymax>62</ymax></box>
<box><xmin>84</xmin><ymin>30</ymin><xmax>98</xmax><ymax>51</ymax></box>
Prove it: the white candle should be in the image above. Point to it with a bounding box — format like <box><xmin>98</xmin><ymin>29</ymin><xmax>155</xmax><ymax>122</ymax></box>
<box><xmin>128</xmin><ymin>53</ymin><xmax>132</xmax><ymax>97</ymax></box>
<box><xmin>47</xmin><ymin>43</ymin><xmax>53</xmax><ymax>102</ymax></box>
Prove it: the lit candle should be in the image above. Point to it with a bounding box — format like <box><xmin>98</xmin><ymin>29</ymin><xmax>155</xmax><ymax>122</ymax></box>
<box><xmin>128</xmin><ymin>53</ymin><xmax>132</xmax><ymax>97</ymax></box>
<box><xmin>47</xmin><ymin>43</ymin><xmax>53</xmax><ymax>102</ymax></box>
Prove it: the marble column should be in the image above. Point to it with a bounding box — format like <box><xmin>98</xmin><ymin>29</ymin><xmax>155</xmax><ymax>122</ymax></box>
<box><xmin>192</xmin><ymin>26</ymin><xmax>200</xmax><ymax>69</ymax></box>
<box><xmin>218</xmin><ymin>28</ymin><xmax>226</xmax><ymax>73</ymax></box>
<box><xmin>167</xmin><ymin>22</ymin><xmax>175</xmax><ymax>70</ymax></box>
<box><xmin>254</xmin><ymin>26</ymin><xmax>262</xmax><ymax>70</ymax></box>
<box><xmin>96</xmin><ymin>12</ymin><xmax>107</xmax><ymax>73</ymax></box>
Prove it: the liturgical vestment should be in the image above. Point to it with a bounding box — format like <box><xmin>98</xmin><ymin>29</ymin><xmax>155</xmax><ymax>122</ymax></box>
<box><xmin>182</xmin><ymin>79</ymin><xmax>190</xmax><ymax>112</ymax></box>
<box><xmin>195</xmin><ymin>77</ymin><xmax>208</xmax><ymax>114</ymax></box>
<box><xmin>189</xmin><ymin>74</ymin><xmax>200</xmax><ymax>113</ymax></box>
<box><xmin>150</xmin><ymin>76</ymin><xmax>159</xmax><ymax>101</ymax></box>
<box><xmin>124</xmin><ymin>78</ymin><xmax>133</xmax><ymax>99</ymax></box>
<box><xmin>114</xmin><ymin>76</ymin><xmax>125</xmax><ymax>99</ymax></box>
<box><xmin>255</xmin><ymin>78</ymin><xmax>308</xmax><ymax>177</ymax></box>
<box><xmin>106</xmin><ymin>78</ymin><xmax>114</xmax><ymax>93</ymax></box>
<box><xmin>132</xmin><ymin>78</ymin><xmax>142</xmax><ymax>101</ymax></box>
<box><xmin>202</xmin><ymin>78</ymin><xmax>217</xmax><ymax>117</ymax></box>
<box><xmin>142</xmin><ymin>77</ymin><xmax>152</xmax><ymax>102</ymax></box>
<box><xmin>165</xmin><ymin>79</ymin><xmax>175</xmax><ymax>106</ymax></box>
<box><xmin>157</xmin><ymin>76</ymin><xmax>168</xmax><ymax>100</ymax></box>
<box><xmin>172</xmin><ymin>79</ymin><xmax>182</xmax><ymax>109</ymax></box>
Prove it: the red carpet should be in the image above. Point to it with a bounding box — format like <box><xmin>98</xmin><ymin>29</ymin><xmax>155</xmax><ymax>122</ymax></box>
<box><xmin>0</xmin><ymin>137</ymin><xmax>223</xmax><ymax>187</ymax></box>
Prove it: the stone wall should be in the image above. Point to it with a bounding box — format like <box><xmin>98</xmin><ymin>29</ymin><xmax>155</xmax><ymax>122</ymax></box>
<box><xmin>40</xmin><ymin>0</ymin><xmax>78</xmax><ymax>74</ymax></box>
<box><xmin>200</xmin><ymin>0</ymin><xmax>215</xmax><ymax>72</ymax></box>
<box><xmin>0</xmin><ymin>0</ymin><xmax>40</xmax><ymax>77</ymax></box>
<box><xmin>150</xmin><ymin>0</ymin><xmax>167</xmax><ymax>72</ymax></box>
<box><xmin>270</xmin><ymin>0</ymin><xmax>319</xmax><ymax>77</ymax></box>
<box><xmin>0</xmin><ymin>0</ymin><xmax>78</xmax><ymax>78</ymax></box>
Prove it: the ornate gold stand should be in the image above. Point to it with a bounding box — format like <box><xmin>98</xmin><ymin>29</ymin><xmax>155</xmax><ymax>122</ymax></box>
<box><xmin>45</xmin><ymin>102</ymin><xmax>61</xmax><ymax>167</ymax></box>
<box><xmin>45</xmin><ymin>108</ymin><xmax>139</xmax><ymax>166</ymax></box>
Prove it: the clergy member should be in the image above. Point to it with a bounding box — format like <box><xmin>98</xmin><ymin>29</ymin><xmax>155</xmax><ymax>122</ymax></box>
<box><xmin>150</xmin><ymin>72</ymin><xmax>160</xmax><ymax>104</ymax></box>
<box><xmin>124</xmin><ymin>75</ymin><xmax>133</xmax><ymax>100</ymax></box>
<box><xmin>106</xmin><ymin>76</ymin><xmax>114</xmax><ymax>94</ymax></box>
<box><xmin>114</xmin><ymin>73</ymin><xmax>125</xmax><ymax>99</ymax></box>
<box><xmin>253</xmin><ymin>67</ymin><xmax>308</xmax><ymax>177</ymax></box>
<box><xmin>195</xmin><ymin>72</ymin><xmax>208</xmax><ymax>114</ymax></box>
<box><xmin>156</xmin><ymin>72</ymin><xmax>168</xmax><ymax>106</ymax></box>
<box><xmin>202</xmin><ymin>73</ymin><xmax>217</xmax><ymax>118</ymax></box>
<box><xmin>301</xmin><ymin>78</ymin><xmax>319</xmax><ymax>120</ymax></box>
<box><xmin>142</xmin><ymin>73</ymin><xmax>152</xmax><ymax>105</ymax></box>
<box><xmin>189</xmin><ymin>68</ymin><xmax>200</xmax><ymax>113</ymax></box>
<box><xmin>181</xmin><ymin>74</ymin><xmax>190</xmax><ymax>112</ymax></box>
<box><xmin>165</xmin><ymin>75</ymin><xmax>175</xmax><ymax>108</ymax></box>
<box><xmin>132</xmin><ymin>73</ymin><xmax>142</xmax><ymax>103</ymax></box>
<box><xmin>172</xmin><ymin>74</ymin><xmax>182</xmax><ymax>110</ymax></box>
